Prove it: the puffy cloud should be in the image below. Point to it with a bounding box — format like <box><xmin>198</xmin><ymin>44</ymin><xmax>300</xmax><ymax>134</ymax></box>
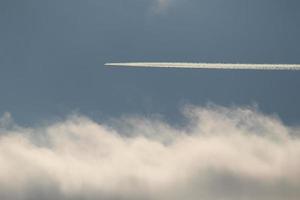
<box><xmin>0</xmin><ymin>105</ymin><xmax>300</xmax><ymax>200</ymax></box>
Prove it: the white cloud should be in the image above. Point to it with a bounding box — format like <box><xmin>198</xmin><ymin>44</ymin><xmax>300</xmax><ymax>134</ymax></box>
<box><xmin>1</xmin><ymin>105</ymin><xmax>300</xmax><ymax>200</ymax></box>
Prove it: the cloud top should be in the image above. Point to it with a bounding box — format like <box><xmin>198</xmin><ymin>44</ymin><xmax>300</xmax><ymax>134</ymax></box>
<box><xmin>1</xmin><ymin>105</ymin><xmax>300</xmax><ymax>200</ymax></box>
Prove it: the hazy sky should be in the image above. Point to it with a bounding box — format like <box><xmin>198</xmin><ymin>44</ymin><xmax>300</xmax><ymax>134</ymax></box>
<box><xmin>1</xmin><ymin>0</ymin><xmax>300</xmax><ymax>124</ymax></box>
<box><xmin>1</xmin><ymin>1</ymin><xmax>300</xmax><ymax>200</ymax></box>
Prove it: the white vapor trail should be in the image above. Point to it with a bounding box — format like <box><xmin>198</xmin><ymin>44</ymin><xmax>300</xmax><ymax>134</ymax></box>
<box><xmin>105</xmin><ymin>62</ymin><xmax>300</xmax><ymax>70</ymax></box>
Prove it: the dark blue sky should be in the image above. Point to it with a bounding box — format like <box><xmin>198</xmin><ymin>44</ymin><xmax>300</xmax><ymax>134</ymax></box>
<box><xmin>1</xmin><ymin>0</ymin><xmax>300</xmax><ymax>125</ymax></box>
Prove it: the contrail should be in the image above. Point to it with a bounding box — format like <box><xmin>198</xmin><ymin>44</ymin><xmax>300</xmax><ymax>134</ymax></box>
<box><xmin>105</xmin><ymin>62</ymin><xmax>300</xmax><ymax>70</ymax></box>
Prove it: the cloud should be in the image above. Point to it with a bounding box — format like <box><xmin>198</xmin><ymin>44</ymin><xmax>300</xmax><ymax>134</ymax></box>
<box><xmin>149</xmin><ymin>0</ymin><xmax>176</xmax><ymax>13</ymax></box>
<box><xmin>1</xmin><ymin>105</ymin><xmax>300</xmax><ymax>200</ymax></box>
<box><xmin>155</xmin><ymin>0</ymin><xmax>171</xmax><ymax>10</ymax></box>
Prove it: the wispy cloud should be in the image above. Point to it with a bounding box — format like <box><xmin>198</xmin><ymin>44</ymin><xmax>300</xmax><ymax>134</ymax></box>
<box><xmin>155</xmin><ymin>0</ymin><xmax>171</xmax><ymax>10</ymax></box>
<box><xmin>1</xmin><ymin>105</ymin><xmax>300</xmax><ymax>200</ymax></box>
<box><xmin>150</xmin><ymin>0</ymin><xmax>176</xmax><ymax>13</ymax></box>
<box><xmin>106</xmin><ymin>62</ymin><xmax>300</xmax><ymax>70</ymax></box>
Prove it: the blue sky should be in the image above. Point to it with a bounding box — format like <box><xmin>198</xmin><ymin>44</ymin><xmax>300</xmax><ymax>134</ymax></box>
<box><xmin>1</xmin><ymin>1</ymin><xmax>300</xmax><ymax>199</ymax></box>
<box><xmin>1</xmin><ymin>0</ymin><xmax>300</xmax><ymax>125</ymax></box>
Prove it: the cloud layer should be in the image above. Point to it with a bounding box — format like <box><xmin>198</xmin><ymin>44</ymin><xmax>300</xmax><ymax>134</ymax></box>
<box><xmin>1</xmin><ymin>106</ymin><xmax>300</xmax><ymax>200</ymax></box>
